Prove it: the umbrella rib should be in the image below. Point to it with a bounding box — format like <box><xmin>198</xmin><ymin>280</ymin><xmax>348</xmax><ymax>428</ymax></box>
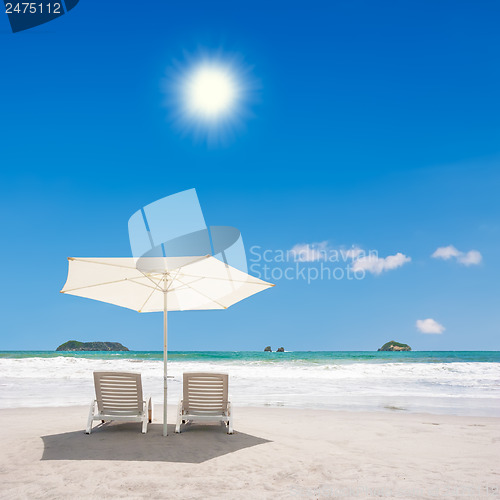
<box><xmin>128</xmin><ymin>277</ymin><xmax>164</xmax><ymax>291</ymax></box>
<box><xmin>62</xmin><ymin>276</ymin><xmax>148</xmax><ymax>293</ymax></box>
<box><xmin>137</xmin><ymin>283</ymin><xmax>162</xmax><ymax>312</ymax></box>
<box><xmin>138</xmin><ymin>271</ymin><xmax>168</xmax><ymax>292</ymax></box>
<box><xmin>176</xmin><ymin>272</ymin><xmax>270</xmax><ymax>285</ymax></box>
<box><xmin>69</xmin><ymin>255</ymin><xmax>211</xmax><ymax>274</ymax></box>
<box><xmin>174</xmin><ymin>276</ymin><xmax>227</xmax><ymax>309</ymax></box>
<box><xmin>166</xmin><ymin>269</ymin><xmax>182</xmax><ymax>290</ymax></box>
<box><xmin>69</xmin><ymin>258</ymin><xmax>138</xmax><ymax>270</ymax></box>
<box><xmin>167</xmin><ymin>277</ymin><xmax>203</xmax><ymax>292</ymax></box>
<box><xmin>137</xmin><ymin>272</ymin><xmax>172</xmax><ymax>311</ymax></box>
<box><xmin>165</xmin><ymin>254</ymin><xmax>212</xmax><ymax>273</ymax></box>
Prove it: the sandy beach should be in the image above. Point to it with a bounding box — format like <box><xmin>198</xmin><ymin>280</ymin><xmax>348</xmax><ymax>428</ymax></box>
<box><xmin>2</xmin><ymin>0</ymin><xmax>500</xmax><ymax>498</ymax></box>
<box><xmin>0</xmin><ymin>405</ymin><xmax>498</xmax><ymax>499</ymax></box>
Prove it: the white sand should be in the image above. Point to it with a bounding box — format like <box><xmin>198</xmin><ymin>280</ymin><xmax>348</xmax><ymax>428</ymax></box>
<box><xmin>0</xmin><ymin>406</ymin><xmax>498</xmax><ymax>499</ymax></box>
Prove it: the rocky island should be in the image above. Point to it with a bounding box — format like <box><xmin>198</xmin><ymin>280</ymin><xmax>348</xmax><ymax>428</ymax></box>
<box><xmin>56</xmin><ymin>340</ymin><xmax>129</xmax><ymax>352</ymax></box>
<box><xmin>378</xmin><ymin>341</ymin><xmax>411</xmax><ymax>352</ymax></box>
<box><xmin>264</xmin><ymin>346</ymin><xmax>285</xmax><ymax>352</ymax></box>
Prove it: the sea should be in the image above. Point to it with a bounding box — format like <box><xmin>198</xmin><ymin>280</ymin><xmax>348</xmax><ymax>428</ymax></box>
<box><xmin>1</xmin><ymin>351</ymin><xmax>499</xmax><ymax>417</ymax></box>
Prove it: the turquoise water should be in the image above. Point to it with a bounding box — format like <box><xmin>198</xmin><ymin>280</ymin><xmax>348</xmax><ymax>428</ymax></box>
<box><xmin>1</xmin><ymin>350</ymin><xmax>499</xmax><ymax>363</ymax></box>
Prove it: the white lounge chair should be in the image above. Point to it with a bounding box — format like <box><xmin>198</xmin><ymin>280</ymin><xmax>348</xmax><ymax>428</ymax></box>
<box><xmin>86</xmin><ymin>371</ymin><xmax>152</xmax><ymax>434</ymax></box>
<box><xmin>175</xmin><ymin>372</ymin><xmax>233</xmax><ymax>434</ymax></box>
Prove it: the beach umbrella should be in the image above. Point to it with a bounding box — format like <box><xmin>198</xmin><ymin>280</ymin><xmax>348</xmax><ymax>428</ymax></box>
<box><xmin>61</xmin><ymin>255</ymin><xmax>273</xmax><ymax>436</ymax></box>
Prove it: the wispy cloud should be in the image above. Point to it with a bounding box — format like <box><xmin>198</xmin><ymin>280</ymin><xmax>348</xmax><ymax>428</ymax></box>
<box><xmin>288</xmin><ymin>242</ymin><xmax>411</xmax><ymax>274</ymax></box>
<box><xmin>288</xmin><ymin>242</ymin><xmax>364</xmax><ymax>262</ymax></box>
<box><xmin>431</xmin><ymin>245</ymin><xmax>482</xmax><ymax>266</ymax></box>
<box><xmin>351</xmin><ymin>252</ymin><xmax>411</xmax><ymax>275</ymax></box>
<box><xmin>457</xmin><ymin>250</ymin><xmax>482</xmax><ymax>266</ymax></box>
<box><xmin>416</xmin><ymin>318</ymin><xmax>445</xmax><ymax>334</ymax></box>
<box><xmin>431</xmin><ymin>245</ymin><xmax>461</xmax><ymax>260</ymax></box>
<box><xmin>288</xmin><ymin>242</ymin><xmax>330</xmax><ymax>262</ymax></box>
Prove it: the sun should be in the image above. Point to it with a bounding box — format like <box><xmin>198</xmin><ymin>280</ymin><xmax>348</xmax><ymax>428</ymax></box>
<box><xmin>163</xmin><ymin>51</ymin><xmax>257</xmax><ymax>144</ymax></box>
<box><xmin>185</xmin><ymin>66</ymin><xmax>237</xmax><ymax>120</ymax></box>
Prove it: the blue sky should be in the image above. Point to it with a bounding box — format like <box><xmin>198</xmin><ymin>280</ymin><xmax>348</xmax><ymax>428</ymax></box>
<box><xmin>1</xmin><ymin>0</ymin><xmax>499</xmax><ymax>351</ymax></box>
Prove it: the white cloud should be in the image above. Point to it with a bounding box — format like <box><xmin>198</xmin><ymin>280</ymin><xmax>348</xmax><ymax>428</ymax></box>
<box><xmin>416</xmin><ymin>318</ymin><xmax>445</xmax><ymax>334</ymax></box>
<box><xmin>288</xmin><ymin>243</ymin><xmax>411</xmax><ymax>275</ymax></box>
<box><xmin>351</xmin><ymin>252</ymin><xmax>411</xmax><ymax>275</ymax></box>
<box><xmin>289</xmin><ymin>241</ymin><xmax>330</xmax><ymax>262</ymax></box>
<box><xmin>431</xmin><ymin>245</ymin><xmax>461</xmax><ymax>260</ymax></box>
<box><xmin>457</xmin><ymin>250</ymin><xmax>482</xmax><ymax>266</ymax></box>
<box><xmin>432</xmin><ymin>245</ymin><xmax>482</xmax><ymax>266</ymax></box>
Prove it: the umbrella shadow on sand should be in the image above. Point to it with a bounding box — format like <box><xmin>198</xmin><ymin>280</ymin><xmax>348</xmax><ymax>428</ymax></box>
<box><xmin>41</xmin><ymin>423</ymin><xmax>271</xmax><ymax>463</ymax></box>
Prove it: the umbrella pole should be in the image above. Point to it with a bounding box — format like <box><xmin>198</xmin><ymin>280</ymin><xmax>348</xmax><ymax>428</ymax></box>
<box><xmin>163</xmin><ymin>290</ymin><xmax>168</xmax><ymax>437</ymax></box>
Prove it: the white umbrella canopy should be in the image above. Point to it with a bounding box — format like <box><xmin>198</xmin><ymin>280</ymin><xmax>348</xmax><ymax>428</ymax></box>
<box><xmin>61</xmin><ymin>255</ymin><xmax>274</xmax><ymax>436</ymax></box>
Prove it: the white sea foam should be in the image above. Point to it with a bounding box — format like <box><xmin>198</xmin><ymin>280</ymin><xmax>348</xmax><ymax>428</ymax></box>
<box><xmin>0</xmin><ymin>357</ymin><xmax>499</xmax><ymax>416</ymax></box>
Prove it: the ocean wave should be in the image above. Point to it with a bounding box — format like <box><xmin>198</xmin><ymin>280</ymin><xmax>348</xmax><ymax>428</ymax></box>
<box><xmin>0</xmin><ymin>356</ymin><xmax>499</xmax><ymax>416</ymax></box>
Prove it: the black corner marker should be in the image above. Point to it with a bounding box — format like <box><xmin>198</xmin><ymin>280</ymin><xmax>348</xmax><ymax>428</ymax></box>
<box><xmin>3</xmin><ymin>0</ymin><xmax>79</xmax><ymax>33</ymax></box>
<box><xmin>63</xmin><ymin>0</ymin><xmax>79</xmax><ymax>12</ymax></box>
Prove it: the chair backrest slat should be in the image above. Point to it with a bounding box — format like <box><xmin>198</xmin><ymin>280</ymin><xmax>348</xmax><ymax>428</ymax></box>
<box><xmin>94</xmin><ymin>372</ymin><xmax>143</xmax><ymax>416</ymax></box>
<box><xmin>183</xmin><ymin>372</ymin><xmax>228</xmax><ymax>414</ymax></box>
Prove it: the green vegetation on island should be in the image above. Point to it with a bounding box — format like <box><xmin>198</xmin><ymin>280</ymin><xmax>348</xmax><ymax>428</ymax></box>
<box><xmin>378</xmin><ymin>341</ymin><xmax>411</xmax><ymax>352</ymax></box>
<box><xmin>56</xmin><ymin>340</ymin><xmax>129</xmax><ymax>352</ymax></box>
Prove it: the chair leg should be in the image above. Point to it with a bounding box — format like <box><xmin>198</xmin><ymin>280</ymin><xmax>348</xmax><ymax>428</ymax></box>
<box><xmin>85</xmin><ymin>400</ymin><xmax>95</xmax><ymax>434</ymax></box>
<box><xmin>175</xmin><ymin>400</ymin><xmax>183</xmax><ymax>433</ymax></box>
<box><xmin>227</xmin><ymin>403</ymin><xmax>233</xmax><ymax>434</ymax></box>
